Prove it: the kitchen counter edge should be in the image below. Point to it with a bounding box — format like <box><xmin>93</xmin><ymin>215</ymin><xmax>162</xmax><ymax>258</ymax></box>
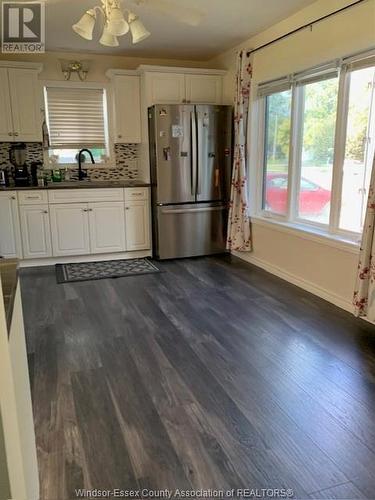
<box><xmin>0</xmin><ymin>181</ymin><xmax>150</xmax><ymax>191</ymax></box>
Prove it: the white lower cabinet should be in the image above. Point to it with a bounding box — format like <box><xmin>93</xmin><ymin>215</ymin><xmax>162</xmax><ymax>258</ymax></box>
<box><xmin>0</xmin><ymin>192</ymin><xmax>22</xmax><ymax>258</ymax></box>
<box><xmin>50</xmin><ymin>203</ymin><xmax>90</xmax><ymax>257</ymax></box>
<box><xmin>88</xmin><ymin>202</ymin><xmax>126</xmax><ymax>254</ymax></box>
<box><xmin>19</xmin><ymin>205</ymin><xmax>52</xmax><ymax>259</ymax></box>
<box><xmin>125</xmin><ymin>200</ymin><xmax>150</xmax><ymax>251</ymax></box>
<box><xmin>12</xmin><ymin>188</ymin><xmax>150</xmax><ymax>260</ymax></box>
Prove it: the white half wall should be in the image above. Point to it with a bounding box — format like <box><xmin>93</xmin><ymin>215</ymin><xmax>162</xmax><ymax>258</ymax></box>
<box><xmin>234</xmin><ymin>221</ymin><xmax>358</xmax><ymax>312</ymax></box>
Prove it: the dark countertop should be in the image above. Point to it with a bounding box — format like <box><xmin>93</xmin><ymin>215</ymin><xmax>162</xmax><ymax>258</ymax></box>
<box><xmin>0</xmin><ymin>259</ymin><xmax>18</xmax><ymax>335</ymax></box>
<box><xmin>0</xmin><ymin>180</ymin><xmax>150</xmax><ymax>191</ymax></box>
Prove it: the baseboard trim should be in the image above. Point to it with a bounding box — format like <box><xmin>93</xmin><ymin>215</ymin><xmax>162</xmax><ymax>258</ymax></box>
<box><xmin>232</xmin><ymin>251</ymin><xmax>353</xmax><ymax>313</ymax></box>
<box><xmin>20</xmin><ymin>250</ymin><xmax>152</xmax><ymax>268</ymax></box>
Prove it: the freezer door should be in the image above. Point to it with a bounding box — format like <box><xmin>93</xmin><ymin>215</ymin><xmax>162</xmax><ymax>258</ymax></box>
<box><xmin>153</xmin><ymin>202</ymin><xmax>228</xmax><ymax>260</ymax></box>
<box><xmin>149</xmin><ymin>104</ymin><xmax>196</xmax><ymax>204</ymax></box>
<box><xmin>196</xmin><ymin>105</ymin><xmax>233</xmax><ymax>203</ymax></box>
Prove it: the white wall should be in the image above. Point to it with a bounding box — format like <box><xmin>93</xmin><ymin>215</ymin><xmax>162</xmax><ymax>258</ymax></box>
<box><xmin>209</xmin><ymin>0</ymin><xmax>375</xmax><ymax>311</ymax></box>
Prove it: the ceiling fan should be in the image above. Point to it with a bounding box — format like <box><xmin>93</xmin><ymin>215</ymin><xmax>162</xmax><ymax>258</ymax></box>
<box><xmin>71</xmin><ymin>0</ymin><xmax>205</xmax><ymax>48</ymax></box>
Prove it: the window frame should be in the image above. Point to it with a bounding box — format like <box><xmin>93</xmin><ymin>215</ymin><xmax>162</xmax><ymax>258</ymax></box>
<box><xmin>256</xmin><ymin>52</ymin><xmax>375</xmax><ymax>243</ymax></box>
<box><xmin>42</xmin><ymin>80</ymin><xmax>113</xmax><ymax>168</ymax></box>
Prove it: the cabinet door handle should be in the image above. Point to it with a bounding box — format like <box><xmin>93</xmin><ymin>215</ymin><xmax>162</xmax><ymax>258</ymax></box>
<box><xmin>14</xmin><ymin>132</ymin><xmax>19</xmax><ymax>137</ymax></box>
<box><xmin>125</xmin><ymin>206</ymin><xmax>130</xmax><ymax>210</ymax></box>
<box><xmin>118</xmin><ymin>134</ymin><xmax>122</xmax><ymax>139</ymax></box>
<box><xmin>82</xmin><ymin>208</ymin><xmax>88</xmax><ymax>212</ymax></box>
<box><xmin>43</xmin><ymin>210</ymin><xmax>48</xmax><ymax>214</ymax></box>
<box><xmin>10</xmin><ymin>196</ymin><xmax>16</xmax><ymax>200</ymax></box>
<box><xmin>8</xmin><ymin>132</ymin><xmax>13</xmax><ymax>136</ymax></box>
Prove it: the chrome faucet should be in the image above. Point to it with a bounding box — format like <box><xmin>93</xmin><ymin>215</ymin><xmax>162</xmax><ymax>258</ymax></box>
<box><xmin>77</xmin><ymin>149</ymin><xmax>95</xmax><ymax>181</ymax></box>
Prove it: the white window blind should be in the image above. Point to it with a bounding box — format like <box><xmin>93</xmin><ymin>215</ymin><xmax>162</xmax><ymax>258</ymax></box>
<box><xmin>294</xmin><ymin>61</ymin><xmax>340</xmax><ymax>86</ymax></box>
<box><xmin>343</xmin><ymin>52</ymin><xmax>375</xmax><ymax>72</ymax></box>
<box><xmin>45</xmin><ymin>87</ymin><xmax>106</xmax><ymax>147</ymax></box>
<box><xmin>258</xmin><ymin>77</ymin><xmax>292</xmax><ymax>97</ymax></box>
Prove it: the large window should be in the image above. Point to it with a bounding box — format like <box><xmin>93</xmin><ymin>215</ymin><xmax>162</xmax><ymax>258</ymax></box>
<box><xmin>263</xmin><ymin>90</ymin><xmax>292</xmax><ymax>215</ymax></box>
<box><xmin>44</xmin><ymin>85</ymin><xmax>109</xmax><ymax>165</ymax></box>
<box><xmin>258</xmin><ymin>52</ymin><xmax>375</xmax><ymax>240</ymax></box>
<box><xmin>340</xmin><ymin>66</ymin><xmax>375</xmax><ymax>233</ymax></box>
<box><xmin>297</xmin><ymin>77</ymin><xmax>339</xmax><ymax>225</ymax></box>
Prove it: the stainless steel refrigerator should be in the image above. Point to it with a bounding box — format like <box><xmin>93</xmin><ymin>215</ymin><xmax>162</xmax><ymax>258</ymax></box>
<box><xmin>149</xmin><ymin>104</ymin><xmax>233</xmax><ymax>260</ymax></box>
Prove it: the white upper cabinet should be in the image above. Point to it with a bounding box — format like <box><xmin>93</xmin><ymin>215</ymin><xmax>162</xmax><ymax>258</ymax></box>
<box><xmin>143</xmin><ymin>70</ymin><xmax>224</xmax><ymax>106</ymax></box>
<box><xmin>185</xmin><ymin>75</ymin><xmax>223</xmax><ymax>104</ymax></box>
<box><xmin>0</xmin><ymin>66</ymin><xmax>42</xmax><ymax>142</ymax></box>
<box><xmin>111</xmin><ymin>75</ymin><xmax>141</xmax><ymax>143</ymax></box>
<box><xmin>8</xmin><ymin>69</ymin><xmax>42</xmax><ymax>142</ymax></box>
<box><xmin>145</xmin><ymin>72</ymin><xmax>186</xmax><ymax>105</ymax></box>
<box><xmin>0</xmin><ymin>68</ymin><xmax>14</xmax><ymax>141</ymax></box>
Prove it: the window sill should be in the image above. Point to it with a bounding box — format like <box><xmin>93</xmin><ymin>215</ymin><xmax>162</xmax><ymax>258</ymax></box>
<box><xmin>251</xmin><ymin>215</ymin><xmax>360</xmax><ymax>255</ymax></box>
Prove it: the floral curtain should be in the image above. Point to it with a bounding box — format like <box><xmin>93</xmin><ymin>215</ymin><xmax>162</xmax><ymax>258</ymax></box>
<box><xmin>226</xmin><ymin>49</ymin><xmax>252</xmax><ymax>252</ymax></box>
<box><xmin>353</xmin><ymin>153</ymin><xmax>375</xmax><ymax>321</ymax></box>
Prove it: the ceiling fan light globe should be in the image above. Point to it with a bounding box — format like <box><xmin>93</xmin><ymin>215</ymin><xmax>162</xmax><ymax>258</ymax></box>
<box><xmin>72</xmin><ymin>9</ymin><xmax>96</xmax><ymax>41</ymax></box>
<box><xmin>129</xmin><ymin>16</ymin><xmax>150</xmax><ymax>44</ymax></box>
<box><xmin>108</xmin><ymin>20</ymin><xmax>129</xmax><ymax>36</ymax></box>
<box><xmin>108</xmin><ymin>7</ymin><xmax>129</xmax><ymax>36</ymax></box>
<box><xmin>99</xmin><ymin>24</ymin><xmax>120</xmax><ymax>47</ymax></box>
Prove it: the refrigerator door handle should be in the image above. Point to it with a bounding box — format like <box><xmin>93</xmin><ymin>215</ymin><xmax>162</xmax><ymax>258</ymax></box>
<box><xmin>190</xmin><ymin>111</ymin><xmax>197</xmax><ymax>196</ymax></box>
<box><xmin>196</xmin><ymin>111</ymin><xmax>204</xmax><ymax>195</ymax></box>
<box><xmin>161</xmin><ymin>206</ymin><xmax>224</xmax><ymax>214</ymax></box>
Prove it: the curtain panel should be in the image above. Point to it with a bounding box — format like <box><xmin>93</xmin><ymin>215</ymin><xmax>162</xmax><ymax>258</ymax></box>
<box><xmin>353</xmin><ymin>153</ymin><xmax>375</xmax><ymax>321</ymax></box>
<box><xmin>226</xmin><ymin>49</ymin><xmax>252</xmax><ymax>252</ymax></box>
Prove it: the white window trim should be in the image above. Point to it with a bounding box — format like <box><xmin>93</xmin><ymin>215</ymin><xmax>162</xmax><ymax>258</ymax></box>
<box><xmin>253</xmin><ymin>50</ymin><xmax>375</xmax><ymax>248</ymax></box>
<box><xmin>42</xmin><ymin>80</ymin><xmax>114</xmax><ymax>169</ymax></box>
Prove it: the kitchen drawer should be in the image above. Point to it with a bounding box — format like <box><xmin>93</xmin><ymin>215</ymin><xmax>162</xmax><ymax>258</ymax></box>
<box><xmin>18</xmin><ymin>190</ymin><xmax>48</xmax><ymax>205</ymax></box>
<box><xmin>125</xmin><ymin>187</ymin><xmax>148</xmax><ymax>201</ymax></box>
<box><xmin>48</xmin><ymin>188</ymin><xmax>124</xmax><ymax>204</ymax></box>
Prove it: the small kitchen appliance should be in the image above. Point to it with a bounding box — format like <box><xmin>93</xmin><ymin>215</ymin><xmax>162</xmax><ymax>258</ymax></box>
<box><xmin>0</xmin><ymin>168</ymin><xmax>9</xmax><ymax>187</ymax></box>
<box><xmin>9</xmin><ymin>143</ymin><xmax>30</xmax><ymax>187</ymax></box>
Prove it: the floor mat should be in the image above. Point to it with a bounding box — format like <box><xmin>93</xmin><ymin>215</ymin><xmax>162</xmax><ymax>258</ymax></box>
<box><xmin>56</xmin><ymin>258</ymin><xmax>160</xmax><ymax>283</ymax></box>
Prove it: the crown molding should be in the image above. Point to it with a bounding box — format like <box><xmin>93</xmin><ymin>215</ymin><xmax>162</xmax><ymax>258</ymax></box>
<box><xmin>105</xmin><ymin>68</ymin><xmax>140</xmax><ymax>79</ymax></box>
<box><xmin>0</xmin><ymin>60</ymin><xmax>43</xmax><ymax>73</ymax></box>
<box><xmin>137</xmin><ymin>64</ymin><xmax>226</xmax><ymax>75</ymax></box>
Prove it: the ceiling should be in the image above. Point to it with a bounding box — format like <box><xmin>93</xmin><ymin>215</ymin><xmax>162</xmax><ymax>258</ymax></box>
<box><xmin>44</xmin><ymin>0</ymin><xmax>317</xmax><ymax>60</ymax></box>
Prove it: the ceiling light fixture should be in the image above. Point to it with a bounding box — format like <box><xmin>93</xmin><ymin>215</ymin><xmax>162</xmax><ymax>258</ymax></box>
<box><xmin>128</xmin><ymin>12</ymin><xmax>150</xmax><ymax>44</ymax></box>
<box><xmin>100</xmin><ymin>23</ymin><xmax>120</xmax><ymax>47</ymax></box>
<box><xmin>72</xmin><ymin>0</ymin><xmax>150</xmax><ymax>47</ymax></box>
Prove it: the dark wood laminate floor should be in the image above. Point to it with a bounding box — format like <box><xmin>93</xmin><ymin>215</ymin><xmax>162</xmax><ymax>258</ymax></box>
<box><xmin>20</xmin><ymin>255</ymin><xmax>375</xmax><ymax>500</ymax></box>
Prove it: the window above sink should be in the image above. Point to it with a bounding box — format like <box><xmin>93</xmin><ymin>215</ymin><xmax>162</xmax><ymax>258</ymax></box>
<box><xmin>43</xmin><ymin>83</ymin><xmax>110</xmax><ymax>167</ymax></box>
<box><xmin>48</xmin><ymin>147</ymin><xmax>107</xmax><ymax>166</ymax></box>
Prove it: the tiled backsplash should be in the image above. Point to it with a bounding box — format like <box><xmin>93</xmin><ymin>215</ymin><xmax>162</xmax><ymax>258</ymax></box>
<box><xmin>0</xmin><ymin>143</ymin><xmax>140</xmax><ymax>180</ymax></box>
<box><xmin>0</xmin><ymin>142</ymin><xmax>43</xmax><ymax>167</ymax></box>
